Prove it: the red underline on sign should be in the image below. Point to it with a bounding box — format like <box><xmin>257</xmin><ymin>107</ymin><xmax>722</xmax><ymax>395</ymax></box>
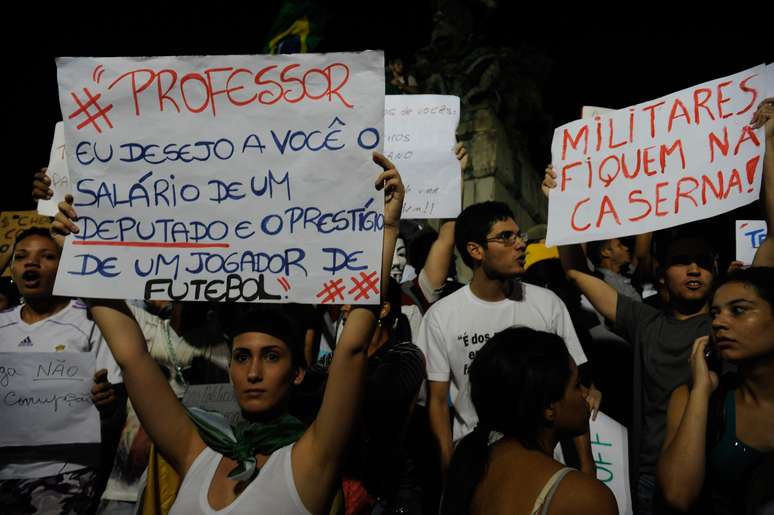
<box><xmin>72</xmin><ymin>241</ymin><xmax>231</xmax><ymax>249</ymax></box>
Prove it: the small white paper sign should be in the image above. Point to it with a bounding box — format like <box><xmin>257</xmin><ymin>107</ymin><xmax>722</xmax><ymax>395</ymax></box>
<box><xmin>182</xmin><ymin>383</ymin><xmax>242</xmax><ymax>425</ymax></box>
<box><xmin>735</xmin><ymin>220</ymin><xmax>767</xmax><ymax>265</ymax></box>
<box><xmin>0</xmin><ymin>352</ymin><xmax>100</xmax><ymax>447</ymax></box>
<box><xmin>590</xmin><ymin>412</ymin><xmax>632</xmax><ymax>515</ymax></box>
<box><xmin>38</xmin><ymin>122</ymin><xmax>72</xmax><ymax>217</ymax></box>
<box><xmin>384</xmin><ymin>95</ymin><xmax>461</xmax><ymax>218</ymax></box>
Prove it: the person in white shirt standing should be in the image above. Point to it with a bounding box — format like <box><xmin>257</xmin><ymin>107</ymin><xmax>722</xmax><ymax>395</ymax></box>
<box><xmin>0</xmin><ymin>227</ymin><xmax>123</xmax><ymax>515</ymax></box>
<box><xmin>416</xmin><ymin>201</ymin><xmax>600</xmax><ymax>478</ymax></box>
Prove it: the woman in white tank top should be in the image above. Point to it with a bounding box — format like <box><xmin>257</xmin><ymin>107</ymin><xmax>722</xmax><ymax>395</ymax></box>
<box><xmin>52</xmin><ymin>153</ymin><xmax>405</xmax><ymax>515</ymax></box>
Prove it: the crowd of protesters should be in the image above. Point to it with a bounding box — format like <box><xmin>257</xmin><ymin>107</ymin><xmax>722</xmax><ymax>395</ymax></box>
<box><xmin>0</xmin><ymin>68</ymin><xmax>772</xmax><ymax>515</ymax></box>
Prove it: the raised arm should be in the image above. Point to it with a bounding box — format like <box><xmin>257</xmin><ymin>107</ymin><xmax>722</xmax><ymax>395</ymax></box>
<box><xmin>52</xmin><ymin>199</ymin><xmax>205</xmax><ymax>476</ymax></box>
<box><xmin>543</xmin><ymin>164</ymin><xmax>619</xmax><ymax>322</ymax></box>
<box><xmin>657</xmin><ymin>336</ymin><xmax>718</xmax><ymax>511</ymax></box>
<box><xmin>293</xmin><ymin>152</ymin><xmax>403</xmax><ymax>513</ymax></box>
<box><xmin>752</xmin><ymin>98</ymin><xmax>774</xmax><ymax>267</ymax></box>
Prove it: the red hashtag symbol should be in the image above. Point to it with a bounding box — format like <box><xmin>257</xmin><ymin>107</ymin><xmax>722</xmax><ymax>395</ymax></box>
<box><xmin>68</xmin><ymin>88</ymin><xmax>114</xmax><ymax>133</ymax></box>
<box><xmin>316</xmin><ymin>278</ymin><xmax>345</xmax><ymax>304</ymax></box>
<box><xmin>348</xmin><ymin>271</ymin><xmax>379</xmax><ymax>301</ymax></box>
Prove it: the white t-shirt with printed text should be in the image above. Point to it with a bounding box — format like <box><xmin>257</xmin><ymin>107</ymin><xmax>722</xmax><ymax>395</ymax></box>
<box><xmin>416</xmin><ymin>282</ymin><xmax>587</xmax><ymax>442</ymax></box>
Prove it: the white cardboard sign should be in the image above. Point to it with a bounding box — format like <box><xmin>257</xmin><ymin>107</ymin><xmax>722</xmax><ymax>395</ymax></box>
<box><xmin>548</xmin><ymin>65</ymin><xmax>767</xmax><ymax>246</ymax></box>
<box><xmin>38</xmin><ymin>122</ymin><xmax>73</xmax><ymax>217</ymax></box>
<box><xmin>0</xmin><ymin>352</ymin><xmax>100</xmax><ymax>447</ymax></box>
<box><xmin>54</xmin><ymin>52</ymin><xmax>385</xmax><ymax>304</ymax></box>
<box><xmin>735</xmin><ymin>220</ymin><xmax>768</xmax><ymax>265</ymax></box>
<box><xmin>384</xmin><ymin>95</ymin><xmax>461</xmax><ymax>218</ymax></box>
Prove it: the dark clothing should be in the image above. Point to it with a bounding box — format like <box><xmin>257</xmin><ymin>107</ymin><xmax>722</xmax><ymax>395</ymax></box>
<box><xmin>656</xmin><ymin>375</ymin><xmax>774</xmax><ymax>515</ymax></box>
<box><xmin>358</xmin><ymin>337</ymin><xmax>426</xmax><ymax>504</ymax></box>
<box><xmin>615</xmin><ymin>295</ymin><xmax>711</xmax><ymax>505</ymax></box>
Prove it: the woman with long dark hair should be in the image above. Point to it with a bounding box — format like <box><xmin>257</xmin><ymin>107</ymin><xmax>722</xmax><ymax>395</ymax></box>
<box><xmin>658</xmin><ymin>267</ymin><xmax>774</xmax><ymax>514</ymax></box>
<box><xmin>441</xmin><ymin>326</ymin><xmax>617</xmax><ymax>515</ymax></box>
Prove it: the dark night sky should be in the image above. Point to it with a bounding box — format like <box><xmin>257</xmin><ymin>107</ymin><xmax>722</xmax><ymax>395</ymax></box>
<box><xmin>2</xmin><ymin>4</ymin><xmax>770</xmax><ymax>263</ymax></box>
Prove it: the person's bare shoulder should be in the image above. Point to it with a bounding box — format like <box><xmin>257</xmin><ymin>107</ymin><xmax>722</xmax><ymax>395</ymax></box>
<box><xmin>549</xmin><ymin>470</ymin><xmax>618</xmax><ymax>515</ymax></box>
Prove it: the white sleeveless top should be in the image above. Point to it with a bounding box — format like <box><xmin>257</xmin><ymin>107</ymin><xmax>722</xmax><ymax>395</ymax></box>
<box><xmin>169</xmin><ymin>444</ymin><xmax>312</xmax><ymax>515</ymax></box>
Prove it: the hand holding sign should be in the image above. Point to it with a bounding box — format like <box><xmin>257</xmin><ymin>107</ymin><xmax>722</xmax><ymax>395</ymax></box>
<box><xmin>90</xmin><ymin>368</ymin><xmax>118</xmax><ymax>417</ymax></box>
<box><xmin>32</xmin><ymin>168</ymin><xmax>53</xmax><ymax>201</ymax></box>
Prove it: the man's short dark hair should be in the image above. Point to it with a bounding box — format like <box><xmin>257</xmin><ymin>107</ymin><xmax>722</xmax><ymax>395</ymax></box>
<box><xmin>454</xmin><ymin>201</ymin><xmax>514</xmax><ymax>269</ymax></box>
<box><xmin>586</xmin><ymin>240</ymin><xmax>612</xmax><ymax>267</ymax></box>
<box><xmin>658</xmin><ymin>235</ymin><xmax>717</xmax><ymax>276</ymax></box>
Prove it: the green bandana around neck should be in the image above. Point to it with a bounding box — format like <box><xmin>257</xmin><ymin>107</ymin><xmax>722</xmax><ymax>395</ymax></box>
<box><xmin>186</xmin><ymin>406</ymin><xmax>305</xmax><ymax>482</ymax></box>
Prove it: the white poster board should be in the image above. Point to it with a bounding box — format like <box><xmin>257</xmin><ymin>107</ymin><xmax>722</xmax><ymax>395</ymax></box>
<box><xmin>735</xmin><ymin>220</ymin><xmax>767</xmax><ymax>264</ymax></box>
<box><xmin>0</xmin><ymin>352</ymin><xmax>100</xmax><ymax>447</ymax></box>
<box><xmin>384</xmin><ymin>95</ymin><xmax>461</xmax><ymax>218</ymax></box>
<box><xmin>38</xmin><ymin>122</ymin><xmax>73</xmax><ymax>217</ymax></box>
<box><xmin>548</xmin><ymin>65</ymin><xmax>767</xmax><ymax>246</ymax></box>
<box><xmin>54</xmin><ymin>52</ymin><xmax>385</xmax><ymax>304</ymax></box>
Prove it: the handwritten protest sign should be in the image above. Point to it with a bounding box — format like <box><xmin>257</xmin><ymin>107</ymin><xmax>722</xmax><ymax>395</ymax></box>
<box><xmin>0</xmin><ymin>352</ymin><xmax>100</xmax><ymax>446</ymax></box>
<box><xmin>1</xmin><ymin>211</ymin><xmax>52</xmax><ymax>277</ymax></box>
<box><xmin>384</xmin><ymin>95</ymin><xmax>461</xmax><ymax>218</ymax></box>
<box><xmin>54</xmin><ymin>52</ymin><xmax>385</xmax><ymax>303</ymax></box>
<box><xmin>736</xmin><ymin>220</ymin><xmax>767</xmax><ymax>264</ymax></box>
<box><xmin>182</xmin><ymin>383</ymin><xmax>242</xmax><ymax>425</ymax></box>
<box><xmin>38</xmin><ymin>122</ymin><xmax>73</xmax><ymax>217</ymax></box>
<box><xmin>555</xmin><ymin>411</ymin><xmax>631</xmax><ymax>514</ymax></box>
<box><xmin>590</xmin><ymin>412</ymin><xmax>632</xmax><ymax>515</ymax></box>
<box><xmin>547</xmin><ymin>65</ymin><xmax>766</xmax><ymax>246</ymax></box>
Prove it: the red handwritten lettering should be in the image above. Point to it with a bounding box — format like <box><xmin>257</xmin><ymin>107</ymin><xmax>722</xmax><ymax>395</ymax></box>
<box><xmin>692</xmin><ymin>87</ymin><xmax>715</xmax><ymax>125</ymax></box>
<box><xmin>596</xmin><ymin>195</ymin><xmax>621</xmax><ymax>227</ymax></box>
<box><xmin>708</xmin><ymin>127</ymin><xmax>729</xmax><ymax>163</ymax></box>
<box><xmin>674</xmin><ymin>177</ymin><xmax>699</xmax><ymax>213</ymax></box>
<box><xmin>571</xmin><ymin>198</ymin><xmax>591</xmax><ymax>231</ymax></box>
<box><xmin>734</xmin><ymin>125</ymin><xmax>760</xmax><ymax>155</ymax></box>
<box><xmin>715</xmin><ymin>80</ymin><xmax>733</xmax><ymax>119</ymax></box>
<box><xmin>736</xmin><ymin>74</ymin><xmax>758</xmax><ymax>116</ymax></box>
<box><xmin>659</xmin><ymin>139</ymin><xmax>686</xmax><ymax>171</ymax></box>
<box><xmin>667</xmin><ymin>99</ymin><xmax>691</xmax><ymax>132</ymax></box>
<box><xmin>642</xmin><ymin>101</ymin><xmax>666</xmax><ymax>138</ymax></box>
<box><xmin>561</xmin><ymin>125</ymin><xmax>589</xmax><ymax>160</ymax></box>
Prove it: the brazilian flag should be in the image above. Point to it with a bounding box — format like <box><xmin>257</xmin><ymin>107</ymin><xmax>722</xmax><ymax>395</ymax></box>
<box><xmin>264</xmin><ymin>0</ymin><xmax>327</xmax><ymax>54</ymax></box>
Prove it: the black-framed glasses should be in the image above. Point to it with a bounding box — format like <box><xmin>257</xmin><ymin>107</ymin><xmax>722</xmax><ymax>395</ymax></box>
<box><xmin>485</xmin><ymin>231</ymin><xmax>528</xmax><ymax>246</ymax></box>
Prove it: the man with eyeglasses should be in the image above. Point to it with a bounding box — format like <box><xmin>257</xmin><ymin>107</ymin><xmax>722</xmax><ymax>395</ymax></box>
<box><xmin>416</xmin><ymin>201</ymin><xmax>598</xmax><ymax>478</ymax></box>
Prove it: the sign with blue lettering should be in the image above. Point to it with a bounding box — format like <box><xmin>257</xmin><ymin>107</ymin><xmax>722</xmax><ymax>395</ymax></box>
<box><xmin>0</xmin><ymin>352</ymin><xmax>100</xmax><ymax>447</ymax></box>
<box><xmin>54</xmin><ymin>52</ymin><xmax>385</xmax><ymax>303</ymax></box>
<box><xmin>736</xmin><ymin>220</ymin><xmax>768</xmax><ymax>265</ymax></box>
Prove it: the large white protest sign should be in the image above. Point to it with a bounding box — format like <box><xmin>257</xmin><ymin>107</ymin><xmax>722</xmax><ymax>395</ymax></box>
<box><xmin>0</xmin><ymin>352</ymin><xmax>100</xmax><ymax>447</ymax></box>
<box><xmin>384</xmin><ymin>95</ymin><xmax>461</xmax><ymax>218</ymax></box>
<box><xmin>736</xmin><ymin>220</ymin><xmax>768</xmax><ymax>264</ymax></box>
<box><xmin>547</xmin><ymin>65</ymin><xmax>767</xmax><ymax>246</ymax></box>
<box><xmin>54</xmin><ymin>52</ymin><xmax>385</xmax><ymax>304</ymax></box>
<box><xmin>38</xmin><ymin>122</ymin><xmax>73</xmax><ymax>217</ymax></box>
